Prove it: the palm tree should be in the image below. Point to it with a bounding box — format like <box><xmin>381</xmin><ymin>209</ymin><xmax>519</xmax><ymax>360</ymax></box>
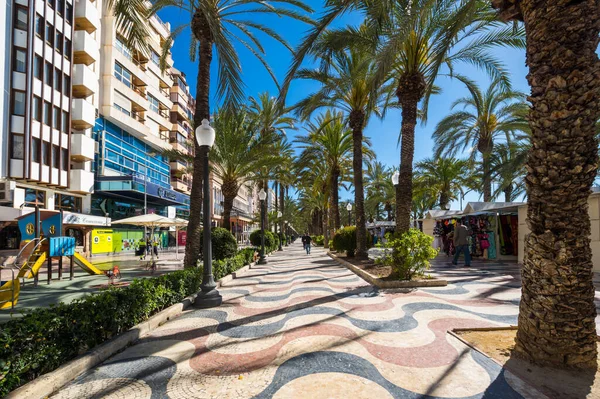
<box><xmin>412</xmin><ymin>175</ymin><xmax>439</xmax><ymax>227</ymax></box>
<box><xmin>489</xmin><ymin>142</ymin><xmax>528</xmax><ymax>202</ymax></box>
<box><xmin>157</xmin><ymin>0</ymin><xmax>312</xmax><ymax>268</ymax></box>
<box><xmin>209</xmin><ymin>108</ymin><xmax>277</xmax><ymax>232</ymax></box>
<box><xmin>492</xmin><ymin>0</ymin><xmax>600</xmax><ymax>368</ymax></box>
<box><xmin>364</xmin><ymin>161</ymin><xmax>393</xmax><ymax>220</ymax></box>
<box><xmin>414</xmin><ymin>157</ymin><xmax>474</xmax><ymax>210</ymax></box>
<box><xmin>248</xmin><ymin>93</ymin><xmax>297</xmax><ymax>231</ymax></box>
<box><xmin>293</xmin><ymin>43</ymin><xmax>392</xmax><ymax>258</ymax></box>
<box><xmin>433</xmin><ymin>77</ymin><xmax>528</xmax><ymax>201</ymax></box>
<box><xmin>296</xmin><ymin>111</ymin><xmax>360</xmax><ymax>232</ymax></box>
<box><xmin>283</xmin><ymin>0</ymin><xmax>524</xmax><ymax>236</ymax></box>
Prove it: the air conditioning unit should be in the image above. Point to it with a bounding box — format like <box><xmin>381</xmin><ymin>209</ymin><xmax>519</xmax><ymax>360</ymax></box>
<box><xmin>0</xmin><ymin>181</ymin><xmax>14</xmax><ymax>203</ymax></box>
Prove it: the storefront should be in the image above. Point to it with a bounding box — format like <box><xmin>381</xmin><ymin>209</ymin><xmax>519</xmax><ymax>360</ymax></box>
<box><xmin>424</xmin><ymin>203</ymin><xmax>523</xmax><ymax>261</ymax></box>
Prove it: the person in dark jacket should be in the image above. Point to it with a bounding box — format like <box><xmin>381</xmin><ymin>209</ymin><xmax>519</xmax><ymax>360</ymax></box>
<box><xmin>452</xmin><ymin>220</ymin><xmax>472</xmax><ymax>266</ymax></box>
<box><xmin>301</xmin><ymin>233</ymin><xmax>312</xmax><ymax>254</ymax></box>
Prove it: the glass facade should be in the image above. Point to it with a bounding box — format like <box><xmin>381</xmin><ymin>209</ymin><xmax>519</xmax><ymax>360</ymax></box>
<box><xmin>93</xmin><ymin>117</ymin><xmax>171</xmax><ymax>187</ymax></box>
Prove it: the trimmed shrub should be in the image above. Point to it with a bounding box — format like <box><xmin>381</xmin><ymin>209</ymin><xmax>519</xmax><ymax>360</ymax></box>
<box><xmin>237</xmin><ymin>247</ymin><xmax>256</xmax><ymax>264</ymax></box>
<box><xmin>250</xmin><ymin>230</ymin><xmax>277</xmax><ymax>253</ymax></box>
<box><xmin>376</xmin><ymin>229</ymin><xmax>439</xmax><ymax>280</ymax></box>
<box><xmin>332</xmin><ymin>226</ymin><xmax>358</xmax><ymax>257</ymax></box>
<box><xmin>200</xmin><ymin>227</ymin><xmax>237</xmax><ymax>260</ymax></box>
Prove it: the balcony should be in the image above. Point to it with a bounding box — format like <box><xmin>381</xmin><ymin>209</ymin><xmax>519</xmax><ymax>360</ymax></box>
<box><xmin>69</xmin><ymin>169</ymin><xmax>94</xmax><ymax>194</ymax></box>
<box><xmin>113</xmin><ymin>76</ymin><xmax>148</xmax><ymax>110</ymax></box>
<box><xmin>71</xmin><ymin>134</ymin><xmax>95</xmax><ymax>162</ymax></box>
<box><xmin>72</xmin><ymin>64</ymin><xmax>98</xmax><ymax>98</ymax></box>
<box><xmin>171</xmin><ymin>178</ymin><xmax>191</xmax><ymax>193</ymax></box>
<box><xmin>71</xmin><ymin>98</ymin><xmax>96</xmax><ymax>130</ymax></box>
<box><xmin>74</xmin><ymin>0</ymin><xmax>100</xmax><ymax>33</ymax></box>
<box><xmin>73</xmin><ymin>31</ymin><xmax>99</xmax><ymax>66</ymax></box>
<box><xmin>170</xmin><ymin>160</ymin><xmax>187</xmax><ymax>172</ymax></box>
<box><xmin>169</xmin><ymin>137</ymin><xmax>189</xmax><ymax>154</ymax></box>
<box><xmin>171</xmin><ymin>103</ymin><xmax>189</xmax><ymax>120</ymax></box>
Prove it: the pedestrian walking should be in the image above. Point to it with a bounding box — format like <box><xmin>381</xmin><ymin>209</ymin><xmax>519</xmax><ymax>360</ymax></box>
<box><xmin>302</xmin><ymin>232</ymin><xmax>312</xmax><ymax>255</ymax></box>
<box><xmin>452</xmin><ymin>220</ymin><xmax>471</xmax><ymax>267</ymax></box>
<box><xmin>153</xmin><ymin>241</ymin><xmax>159</xmax><ymax>258</ymax></box>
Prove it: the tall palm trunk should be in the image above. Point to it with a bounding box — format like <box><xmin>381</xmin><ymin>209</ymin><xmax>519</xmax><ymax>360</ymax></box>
<box><xmin>330</xmin><ymin>169</ymin><xmax>341</xmax><ymax>229</ymax></box>
<box><xmin>494</xmin><ymin>0</ymin><xmax>600</xmax><ymax>368</ymax></box>
<box><xmin>350</xmin><ymin>109</ymin><xmax>368</xmax><ymax>258</ymax></box>
<box><xmin>323</xmin><ymin>205</ymin><xmax>329</xmax><ymax>248</ymax></box>
<box><xmin>221</xmin><ymin>179</ymin><xmax>238</xmax><ymax>232</ymax></box>
<box><xmin>185</xmin><ymin>13</ymin><xmax>212</xmax><ymax>268</ymax></box>
<box><xmin>439</xmin><ymin>192</ymin><xmax>450</xmax><ymax>210</ymax></box>
<box><xmin>482</xmin><ymin>151</ymin><xmax>492</xmax><ymax>201</ymax></box>
<box><xmin>504</xmin><ymin>185</ymin><xmax>513</xmax><ymax>202</ymax></box>
<box><xmin>395</xmin><ymin>73</ymin><xmax>425</xmax><ymax>235</ymax></box>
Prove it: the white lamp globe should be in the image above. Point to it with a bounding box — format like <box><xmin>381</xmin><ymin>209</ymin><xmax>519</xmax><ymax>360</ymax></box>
<box><xmin>277</xmin><ymin>211</ymin><xmax>282</xmax><ymax>217</ymax></box>
<box><xmin>392</xmin><ymin>170</ymin><xmax>400</xmax><ymax>186</ymax></box>
<box><xmin>195</xmin><ymin>119</ymin><xmax>216</xmax><ymax>148</ymax></box>
<box><xmin>258</xmin><ymin>188</ymin><xmax>267</xmax><ymax>201</ymax></box>
<box><xmin>346</xmin><ymin>203</ymin><xmax>352</xmax><ymax>211</ymax></box>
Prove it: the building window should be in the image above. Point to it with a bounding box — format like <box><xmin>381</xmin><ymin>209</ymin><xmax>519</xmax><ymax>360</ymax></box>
<box><xmin>13</xmin><ymin>91</ymin><xmax>26</xmax><ymax>116</ymax></box>
<box><xmin>35</xmin><ymin>14</ymin><xmax>43</xmax><ymax>38</ymax></box>
<box><xmin>62</xmin><ymin>148</ymin><xmax>69</xmax><ymax>170</ymax></box>
<box><xmin>64</xmin><ymin>39</ymin><xmax>71</xmax><ymax>60</ymax></box>
<box><xmin>45</xmin><ymin>62</ymin><xmax>53</xmax><ymax>86</ymax></box>
<box><xmin>55</xmin><ymin>194</ymin><xmax>82</xmax><ymax>212</ymax></box>
<box><xmin>34</xmin><ymin>55</ymin><xmax>42</xmax><ymax>79</ymax></box>
<box><xmin>52</xmin><ymin>145</ymin><xmax>60</xmax><ymax>168</ymax></box>
<box><xmin>113</xmin><ymin>103</ymin><xmax>130</xmax><ymax>116</ymax></box>
<box><xmin>45</xmin><ymin>23</ymin><xmax>54</xmax><ymax>47</ymax></box>
<box><xmin>32</xmin><ymin>138</ymin><xmax>40</xmax><ymax>163</ymax></box>
<box><xmin>48</xmin><ymin>0</ymin><xmax>55</xmax><ymax>9</ymax></box>
<box><xmin>44</xmin><ymin>101</ymin><xmax>52</xmax><ymax>126</ymax></box>
<box><xmin>14</xmin><ymin>48</ymin><xmax>26</xmax><ymax>73</ymax></box>
<box><xmin>24</xmin><ymin>188</ymin><xmax>45</xmax><ymax>207</ymax></box>
<box><xmin>15</xmin><ymin>7</ymin><xmax>27</xmax><ymax>31</ymax></box>
<box><xmin>56</xmin><ymin>32</ymin><xmax>63</xmax><ymax>54</ymax></box>
<box><xmin>114</xmin><ymin>62</ymin><xmax>132</xmax><ymax>87</ymax></box>
<box><xmin>53</xmin><ymin>106</ymin><xmax>61</xmax><ymax>129</ymax></box>
<box><xmin>147</xmin><ymin>94</ymin><xmax>159</xmax><ymax>113</ymax></box>
<box><xmin>63</xmin><ymin>74</ymin><xmax>70</xmax><ymax>94</ymax></box>
<box><xmin>54</xmin><ymin>68</ymin><xmax>61</xmax><ymax>91</ymax></box>
<box><xmin>65</xmin><ymin>3</ymin><xmax>73</xmax><ymax>22</ymax></box>
<box><xmin>33</xmin><ymin>96</ymin><xmax>41</xmax><ymax>121</ymax></box>
<box><xmin>151</xmin><ymin>51</ymin><xmax>160</xmax><ymax>66</ymax></box>
<box><xmin>42</xmin><ymin>141</ymin><xmax>50</xmax><ymax>166</ymax></box>
<box><xmin>115</xmin><ymin>37</ymin><xmax>132</xmax><ymax>60</ymax></box>
<box><xmin>57</xmin><ymin>0</ymin><xmax>64</xmax><ymax>16</ymax></box>
<box><xmin>62</xmin><ymin>111</ymin><xmax>69</xmax><ymax>132</ymax></box>
<box><xmin>11</xmin><ymin>135</ymin><xmax>24</xmax><ymax>159</ymax></box>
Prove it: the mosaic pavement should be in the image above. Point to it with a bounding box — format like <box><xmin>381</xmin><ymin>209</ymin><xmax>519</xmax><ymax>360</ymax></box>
<box><xmin>51</xmin><ymin>243</ymin><xmax>563</xmax><ymax>399</ymax></box>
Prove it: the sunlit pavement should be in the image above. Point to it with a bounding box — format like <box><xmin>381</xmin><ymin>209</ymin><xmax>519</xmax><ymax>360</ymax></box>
<box><xmin>51</xmin><ymin>242</ymin><xmax>583</xmax><ymax>398</ymax></box>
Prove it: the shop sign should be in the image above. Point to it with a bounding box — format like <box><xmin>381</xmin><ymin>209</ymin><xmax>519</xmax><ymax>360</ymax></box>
<box><xmin>157</xmin><ymin>187</ymin><xmax>177</xmax><ymax>201</ymax></box>
<box><xmin>63</xmin><ymin>213</ymin><xmax>110</xmax><ymax>226</ymax></box>
<box><xmin>178</xmin><ymin>231</ymin><xmax>187</xmax><ymax>245</ymax></box>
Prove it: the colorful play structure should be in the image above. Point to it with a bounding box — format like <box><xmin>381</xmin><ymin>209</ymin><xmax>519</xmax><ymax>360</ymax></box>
<box><xmin>0</xmin><ymin>209</ymin><xmax>103</xmax><ymax>310</ymax></box>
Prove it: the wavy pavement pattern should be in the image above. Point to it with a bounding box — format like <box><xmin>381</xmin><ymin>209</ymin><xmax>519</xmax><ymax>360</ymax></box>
<box><xmin>54</xmin><ymin>244</ymin><xmax>545</xmax><ymax>399</ymax></box>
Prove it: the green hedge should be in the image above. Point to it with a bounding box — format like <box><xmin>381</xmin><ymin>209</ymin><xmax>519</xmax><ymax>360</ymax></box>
<box><xmin>311</xmin><ymin>235</ymin><xmax>324</xmax><ymax>246</ymax></box>
<box><xmin>250</xmin><ymin>230</ymin><xmax>278</xmax><ymax>253</ymax></box>
<box><xmin>0</xmin><ymin>248</ymin><xmax>255</xmax><ymax>396</ymax></box>
<box><xmin>199</xmin><ymin>227</ymin><xmax>237</xmax><ymax>260</ymax></box>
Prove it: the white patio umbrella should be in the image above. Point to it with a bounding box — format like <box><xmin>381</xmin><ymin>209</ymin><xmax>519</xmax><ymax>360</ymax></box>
<box><xmin>112</xmin><ymin>214</ymin><xmax>186</xmax><ymax>261</ymax></box>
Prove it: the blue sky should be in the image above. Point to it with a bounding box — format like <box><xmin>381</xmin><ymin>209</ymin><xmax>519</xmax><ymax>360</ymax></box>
<box><xmin>158</xmin><ymin>2</ymin><xmax>530</xmax><ymax>210</ymax></box>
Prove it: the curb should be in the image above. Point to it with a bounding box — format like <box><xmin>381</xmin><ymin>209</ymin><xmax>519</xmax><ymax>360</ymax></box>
<box><xmin>328</xmin><ymin>252</ymin><xmax>448</xmax><ymax>288</ymax></box>
<box><xmin>5</xmin><ymin>261</ymin><xmax>255</xmax><ymax>399</ymax></box>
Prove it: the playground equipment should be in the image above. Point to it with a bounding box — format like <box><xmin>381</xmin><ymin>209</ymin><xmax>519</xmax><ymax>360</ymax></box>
<box><xmin>0</xmin><ymin>209</ymin><xmax>103</xmax><ymax>310</ymax></box>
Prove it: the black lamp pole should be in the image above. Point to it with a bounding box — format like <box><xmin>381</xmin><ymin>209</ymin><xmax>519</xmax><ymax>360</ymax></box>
<box><xmin>194</xmin><ymin>144</ymin><xmax>222</xmax><ymax>308</ymax></box>
<box><xmin>258</xmin><ymin>195</ymin><xmax>267</xmax><ymax>264</ymax></box>
<box><xmin>348</xmin><ymin>210</ymin><xmax>351</xmax><ymax>226</ymax></box>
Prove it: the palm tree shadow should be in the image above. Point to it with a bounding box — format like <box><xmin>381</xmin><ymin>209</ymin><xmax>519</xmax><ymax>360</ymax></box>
<box><xmin>485</xmin><ymin>348</ymin><xmax>599</xmax><ymax>398</ymax></box>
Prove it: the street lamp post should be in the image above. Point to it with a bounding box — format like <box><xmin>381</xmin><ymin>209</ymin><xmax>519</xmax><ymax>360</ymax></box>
<box><xmin>258</xmin><ymin>189</ymin><xmax>268</xmax><ymax>264</ymax></box>
<box><xmin>346</xmin><ymin>202</ymin><xmax>352</xmax><ymax>226</ymax></box>
<box><xmin>284</xmin><ymin>220</ymin><xmax>288</xmax><ymax>245</ymax></box>
<box><xmin>194</xmin><ymin>119</ymin><xmax>222</xmax><ymax>309</ymax></box>
<box><xmin>277</xmin><ymin>211</ymin><xmax>283</xmax><ymax>251</ymax></box>
<box><xmin>392</xmin><ymin>170</ymin><xmax>400</xmax><ymax>223</ymax></box>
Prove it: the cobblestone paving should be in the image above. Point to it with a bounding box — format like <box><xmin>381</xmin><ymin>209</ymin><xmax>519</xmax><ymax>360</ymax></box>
<box><xmin>52</xmin><ymin>243</ymin><xmax>556</xmax><ymax>399</ymax></box>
